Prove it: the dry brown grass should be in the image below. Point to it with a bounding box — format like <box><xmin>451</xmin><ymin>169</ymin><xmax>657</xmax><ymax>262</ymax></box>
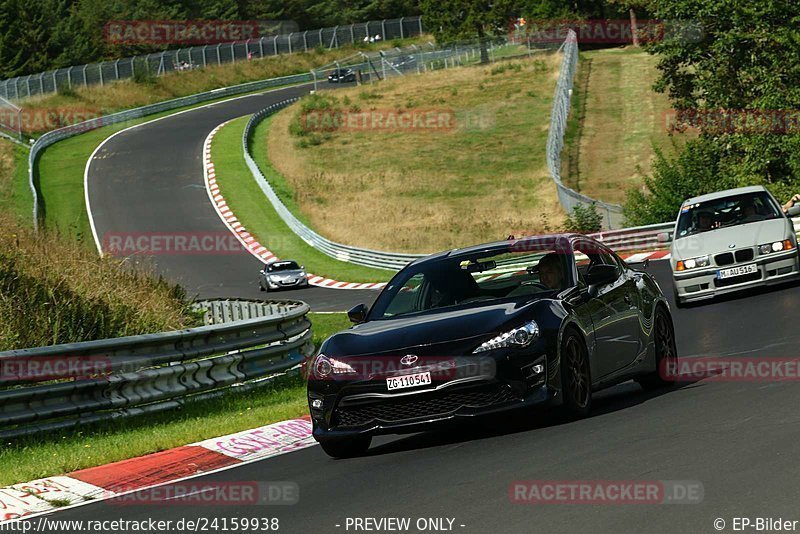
<box><xmin>17</xmin><ymin>37</ymin><xmax>430</xmax><ymax>132</ymax></box>
<box><xmin>266</xmin><ymin>54</ymin><xmax>565</xmax><ymax>253</ymax></box>
<box><xmin>569</xmin><ymin>47</ymin><xmax>691</xmax><ymax>204</ymax></box>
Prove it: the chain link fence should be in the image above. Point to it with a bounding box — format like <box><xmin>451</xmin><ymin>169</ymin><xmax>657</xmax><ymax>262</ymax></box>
<box><xmin>547</xmin><ymin>29</ymin><xmax>624</xmax><ymax>229</ymax></box>
<box><xmin>0</xmin><ymin>16</ymin><xmax>424</xmax><ymax>102</ymax></box>
<box><xmin>0</xmin><ymin>95</ymin><xmax>21</xmax><ymax>142</ymax></box>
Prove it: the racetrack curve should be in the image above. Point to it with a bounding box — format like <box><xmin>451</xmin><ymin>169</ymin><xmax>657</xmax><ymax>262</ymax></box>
<box><xmin>85</xmin><ymin>82</ymin><xmax>377</xmax><ymax>312</ymax></box>
<box><xmin>36</xmin><ymin>262</ymin><xmax>800</xmax><ymax>533</ymax></box>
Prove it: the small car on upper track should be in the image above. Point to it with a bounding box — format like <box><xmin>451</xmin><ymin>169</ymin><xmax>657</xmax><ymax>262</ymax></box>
<box><xmin>666</xmin><ymin>185</ymin><xmax>800</xmax><ymax>307</ymax></box>
<box><xmin>307</xmin><ymin>234</ymin><xmax>678</xmax><ymax>458</ymax></box>
<box><xmin>258</xmin><ymin>260</ymin><xmax>309</xmax><ymax>292</ymax></box>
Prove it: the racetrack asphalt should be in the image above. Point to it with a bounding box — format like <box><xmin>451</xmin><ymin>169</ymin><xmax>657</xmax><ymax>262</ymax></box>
<box><xmin>85</xmin><ymin>82</ymin><xmax>377</xmax><ymax>312</ymax></box>
<box><xmin>36</xmin><ymin>262</ymin><xmax>800</xmax><ymax>533</ymax></box>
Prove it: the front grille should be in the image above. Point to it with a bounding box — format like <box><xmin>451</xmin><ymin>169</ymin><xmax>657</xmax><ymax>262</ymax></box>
<box><xmin>334</xmin><ymin>384</ymin><xmax>521</xmax><ymax>428</ymax></box>
<box><xmin>715</xmin><ymin>252</ymin><xmax>734</xmax><ymax>266</ymax></box>
<box><xmin>714</xmin><ymin>271</ymin><xmax>761</xmax><ymax>288</ymax></box>
<box><xmin>735</xmin><ymin>249</ymin><xmax>754</xmax><ymax>262</ymax></box>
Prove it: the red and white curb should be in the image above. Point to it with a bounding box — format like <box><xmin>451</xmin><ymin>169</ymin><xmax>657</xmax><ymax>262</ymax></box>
<box><xmin>0</xmin><ymin>417</ymin><xmax>316</xmax><ymax>523</ymax></box>
<box><xmin>203</xmin><ymin>122</ymin><xmax>386</xmax><ymax>290</ymax></box>
<box><xmin>621</xmin><ymin>250</ymin><xmax>671</xmax><ymax>262</ymax></box>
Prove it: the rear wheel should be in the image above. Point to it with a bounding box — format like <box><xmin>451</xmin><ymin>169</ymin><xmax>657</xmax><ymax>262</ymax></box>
<box><xmin>319</xmin><ymin>436</ymin><xmax>372</xmax><ymax>458</ymax></box>
<box><xmin>637</xmin><ymin>306</ymin><xmax>678</xmax><ymax>391</ymax></box>
<box><xmin>559</xmin><ymin>331</ymin><xmax>592</xmax><ymax>418</ymax></box>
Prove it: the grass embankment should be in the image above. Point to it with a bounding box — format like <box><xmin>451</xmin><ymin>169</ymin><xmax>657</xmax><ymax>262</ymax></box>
<box><xmin>211</xmin><ymin>116</ymin><xmax>392</xmax><ymax>282</ymax></box>
<box><xmin>0</xmin><ymin>139</ymin><xmax>31</xmax><ymax>224</ymax></box>
<box><xmin>0</xmin><ymin>312</ymin><xmax>348</xmax><ymax>487</ymax></box>
<box><xmin>563</xmin><ymin>47</ymin><xmax>689</xmax><ymax>204</ymax></box>
<box><xmin>266</xmin><ymin>54</ymin><xmax>565</xmax><ymax>254</ymax></box>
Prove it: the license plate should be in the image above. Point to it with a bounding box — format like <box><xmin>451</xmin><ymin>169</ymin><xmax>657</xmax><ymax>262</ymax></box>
<box><xmin>717</xmin><ymin>263</ymin><xmax>758</xmax><ymax>279</ymax></box>
<box><xmin>386</xmin><ymin>372</ymin><xmax>432</xmax><ymax>391</ymax></box>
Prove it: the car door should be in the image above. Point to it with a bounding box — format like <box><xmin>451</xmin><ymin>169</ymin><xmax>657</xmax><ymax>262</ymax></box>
<box><xmin>573</xmin><ymin>240</ymin><xmax>641</xmax><ymax>379</ymax></box>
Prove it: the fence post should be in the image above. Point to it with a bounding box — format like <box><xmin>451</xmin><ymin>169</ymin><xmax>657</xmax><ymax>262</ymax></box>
<box><xmin>25</xmin><ymin>75</ymin><xmax>31</xmax><ymax>98</ymax></box>
<box><xmin>82</xmin><ymin>65</ymin><xmax>87</xmax><ymax>86</ymax></box>
<box><xmin>382</xmin><ymin>20</ymin><xmax>386</xmax><ymax>40</ymax></box>
<box><xmin>231</xmin><ymin>43</ymin><xmax>235</xmax><ymax>63</ymax></box>
<box><xmin>98</xmin><ymin>62</ymin><xmax>104</xmax><ymax>86</ymax></box>
<box><xmin>259</xmin><ymin>38</ymin><xmax>264</xmax><ymax>57</ymax></box>
<box><xmin>303</xmin><ymin>31</ymin><xmax>308</xmax><ymax>51</ymax></box>
<box><xmin>216</xmin><ymin>44</ymin><xmax>221</xmax><ymax>65</ymax></box>
<box><xmin>52</xmin><ymin>71</ymin><xmax>57</xmax><ymax>92</ymax></box>
<box><xmin>350</xmin><ymin>24</ymin><xmax>355</xmax><ymax>44</ymax></box>
<box><xmin>273</xmin><ymin>36</ymin><xmax>278</xmax><ymax>55</ymax></box>
<box><xmin>39</xmin><ymin>74</ymin><xmax>44</xmax><ymax>94</ymax></box>
<box><xmin>399</xmin><ymin>17</ymin><xmax>405</xmax><ymax>39</ymax></box>
<box><xmin>288</xmin><ymin>33</ymin><xmax>293</xmax><ymax>54</ymax></box>
<box><xmin>202</xmin><ymin>45</ymin><xmax>207</xmax><ymax>67</ymax></box>
<box><xmin>330</xmin><ymin>26</ymin><xmax>339</xmax><ymax>48</ymax></box>
<box><xmin>67</xmin><ymin>66</ymin><xmax>73</xmax><ymax>88</ymax></box>
<box><xmin>418</xmin><ymin>16</ymin><xmax>423</xmax><ymax>35</ymax></box>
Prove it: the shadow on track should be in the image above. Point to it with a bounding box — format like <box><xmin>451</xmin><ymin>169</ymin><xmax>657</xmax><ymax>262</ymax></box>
<box><xmin>360</xmin><ymin>379</ymin><xmax>702</xmax><ymax>458</ymax></box>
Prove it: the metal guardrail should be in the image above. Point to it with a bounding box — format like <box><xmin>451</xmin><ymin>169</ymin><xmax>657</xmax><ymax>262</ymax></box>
<box><xmin>0</xmin><ymin>17</ymin><xmax>425</xmax><ymax>101</ymax></box>
<box><xmin>547</xmin><ymin>30</ymin><xmax>625</xmax><ymax>229</ymax></box>
<box><xmin>28</xmin><ymin>71</ymin><xmax>314</xmax><ymax>232</ymax></box>
<box><xmin>0</xmin><ymin>299</ymin><xmax>313</xmax><ymax>441</ymax></box>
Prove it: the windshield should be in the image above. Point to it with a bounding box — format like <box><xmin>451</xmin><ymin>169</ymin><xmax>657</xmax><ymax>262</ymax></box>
<box><xmin>368</xmin><ymin>245</ymin><xmax>574</xmax><ymax>320</ymax></box>
<box><xmin>267</xmin><ymin>261</ymin><xmax>301</xmax><ymax>272</ymax></box>
<box><xmin>675</xmin><ymin>191</ymin><xmax>782</xmax><ymax>239</ymax></box>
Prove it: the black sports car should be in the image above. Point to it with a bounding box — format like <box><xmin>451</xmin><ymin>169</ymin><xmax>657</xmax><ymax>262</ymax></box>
<box><xmin>307</xmin><ymin>234</ymin><xmax>678</xmax><ymax>458</ymax></box>
<box><xmin>327</xmin><ymin>68</ymin><xmax>356</xmax><ymax>83</ymax></box>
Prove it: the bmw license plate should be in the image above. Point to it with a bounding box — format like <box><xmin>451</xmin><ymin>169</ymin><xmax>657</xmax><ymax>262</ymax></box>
<box><xmin>386</xmin><ymin>372</ymin><xmax>431</xmax><ymax>391</ymax></box>
<box><xmin>717</xmin><ymin>263</ymin><xmax>758</xmax><ymax>279</ymax></box>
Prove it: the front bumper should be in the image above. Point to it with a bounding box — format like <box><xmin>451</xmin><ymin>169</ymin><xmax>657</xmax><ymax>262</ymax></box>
<box><xmin>265</xmin><ymin>277</ymin><xmax>309</xmax><ymax>290</ymax></box>
<box><xmin>673</xmin><ymin>249</ymin><xmax>800</xmax><ymax>303</ymax></box>
<box><xmin>308</xmin><ymin>353</ymin><xmax>556</xmax><ymax>440</ymax></box>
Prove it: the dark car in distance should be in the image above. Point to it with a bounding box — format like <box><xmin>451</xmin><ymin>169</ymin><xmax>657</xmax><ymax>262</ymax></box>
<box><xmin>307</xmin><ymin>234</ymin><xmax>678</xmax><ymax>458</ymax></box>
<box><xmin>327</xmin><ymin>68</ymin><xmax>356</xmax><ymax>83</ymax></box>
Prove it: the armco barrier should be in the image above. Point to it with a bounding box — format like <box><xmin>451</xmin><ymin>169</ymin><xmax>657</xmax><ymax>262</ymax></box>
<box><xmin>28</xmin><ymin>71</ymin><xmax>314</xmax><ymax>233</ymax></box>
<box><xmin>0</xmin><ymin>299</ymin><xmax>313</xmax><ymax>440</ymax></box>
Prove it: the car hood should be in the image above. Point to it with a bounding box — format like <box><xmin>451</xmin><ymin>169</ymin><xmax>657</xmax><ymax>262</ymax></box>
<box><xmin>322</xmin><ymin>299</ymin><xmax>545</xmax><ymax>357</ymax></box>
<box><xmin>266</xmin><ymin>269</ymin><xmax>305</xmax><ymax>277</ymax></box>
<box><xmin>671</xmin><ymin>218</ymin><xmax>790</xmax><ymax>260</ymax></box>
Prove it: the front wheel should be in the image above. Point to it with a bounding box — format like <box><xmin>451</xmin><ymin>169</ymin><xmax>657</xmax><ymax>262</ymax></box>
<box><xmin>319</xmin><ymin>435</ymin><xmax>372</xmax><ymax>458</ymax></box>
<box><xmin>559</xmin><ymin>331</ymin><xmax>592</xmax><ymax>418</ymax></box>
<box><xmin>637</xmin><ymin>306</ymin><xmax>678</xmax><ymax>391</ymax></box>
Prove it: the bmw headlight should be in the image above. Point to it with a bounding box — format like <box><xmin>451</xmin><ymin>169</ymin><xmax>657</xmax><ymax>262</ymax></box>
<box><xmin>312</xmin><ymin>354</ymin><xmax>357</xmax><ymax>378</ymax></box>
<box><xmin>473</xmin><ymin>320</ymin><xmax>539</xmax><ymax>353</ymax></box>
<box><xmin>676</xmin><ymin>255</ymin><xmax>709</xmax><ymax>271</ymax></box>
<box><xmin>758</xmin><ymin>240</ymin><xmax>794</xmax><ymax>255</ymax></box>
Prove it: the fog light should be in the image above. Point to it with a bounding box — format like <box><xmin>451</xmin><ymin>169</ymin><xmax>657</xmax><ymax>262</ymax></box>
<box><xmin>311</xmin><ymin>399</ymin><xmax>323</xmax><ymax>409</ymax></box>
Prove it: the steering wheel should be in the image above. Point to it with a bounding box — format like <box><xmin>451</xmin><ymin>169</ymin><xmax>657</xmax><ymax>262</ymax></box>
<box><xmin>521</xmin><ymin>281</ymin><xmax>550</xmax><ymax>291</ymax></box>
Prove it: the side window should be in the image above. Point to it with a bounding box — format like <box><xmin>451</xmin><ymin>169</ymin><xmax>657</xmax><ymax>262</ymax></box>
<box><xmin>573</xmin><ymin>241</ymin><xmax>619</xmax><ymax>284</ymax></box>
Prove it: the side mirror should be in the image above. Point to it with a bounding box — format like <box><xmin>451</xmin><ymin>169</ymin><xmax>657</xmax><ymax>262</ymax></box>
<box><xmin>656</xmin><ymin>232</ymin><xmax>671</xmax><ymax>243</ymax></box>
<box><xmin>347</xmin><ymin>303</ymin><xmax>368</xmax><ymax>324</ymax></box>
<box><xmin>787</xmin><ymin>205</ymin><xmax>800</xmax><ymax>217</ymax></box>
<box><xmin>585</xmin><ymin>264</ymin><xmax>619</xmax><ymax>297</ymax></box>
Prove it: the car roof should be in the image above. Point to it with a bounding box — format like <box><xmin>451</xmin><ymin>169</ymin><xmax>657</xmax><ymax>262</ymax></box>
<box><xmin>682</xmin><ymin>185</ymin><xmax>767</xmax><ymax>205</ymax></box>
<box><xmin>407</xmin><ymin>233</ymin><xmax>595</xmax><ymax>267</ymax></box>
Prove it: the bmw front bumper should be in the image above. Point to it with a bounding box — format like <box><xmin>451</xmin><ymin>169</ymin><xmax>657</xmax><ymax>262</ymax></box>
<box><xmin>673</xmin><ymin>248</ymin><xmax>800</xmax><ymax>303</ymax></box>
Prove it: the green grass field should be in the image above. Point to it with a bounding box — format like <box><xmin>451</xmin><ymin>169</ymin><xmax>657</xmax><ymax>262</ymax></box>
<box><xmin>211</xmin><ymin>116</ymin><xmax>392</xmax><ymax>282</ymax></box>
<box><xmin>0</xmin><ymin>140</ymin><xmax>31</xmax><ymax>224</ymax></box>
<box><xmin>0</xmin><ymin>311</ymin><xmax>348</xmax><ymax>487</ymax></box>
<box><xmin>563</xmin><ymin>47</ymin><xmax>689</xmax><ymax>205</ymax></box>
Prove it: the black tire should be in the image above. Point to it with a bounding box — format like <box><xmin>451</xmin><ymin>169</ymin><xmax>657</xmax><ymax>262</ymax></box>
<box><xmin>319</xmin><ymin>436</ymin><xmax>372</xmax><ymax>458</ymax></box>
<box><xmin>637</xmin><ymin>306</ymin><xmax>678</xmax><ymax>391</ymax></box>
<box><xmin>559</xmin><ymin>330</ymin><xmax>592</xmax><ymax>418</ymax></box>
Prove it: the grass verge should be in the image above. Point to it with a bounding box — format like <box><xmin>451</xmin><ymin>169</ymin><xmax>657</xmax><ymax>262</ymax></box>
<box><xmin>0</xmin><ymin>312</ymin><xmax>346</xmax><ymax>487</ymax></box>
<box><xmin>0</xmin><ymin>139</ymin><xmax>32</xmax><ymax>224</ymax></box>
<box><xmin>563</xmin><ymin>46</ymin><xmax>690</xmax><ymax>204</ymax></box>
<box><xmin>267</xmin><ymin>54</ymin><xmax>565</xmax><ymax>253</ymax></box>
<box><xmin>211</xmin><ymin>116</ymin><xmax>392</xmax><ymax>282</ymax></box>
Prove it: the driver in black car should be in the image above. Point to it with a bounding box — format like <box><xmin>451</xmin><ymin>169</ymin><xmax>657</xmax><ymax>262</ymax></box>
<box><xmin>538</xmin><ymin>252</ymin><xmax>566</xmax><ymax>291</ymax></box>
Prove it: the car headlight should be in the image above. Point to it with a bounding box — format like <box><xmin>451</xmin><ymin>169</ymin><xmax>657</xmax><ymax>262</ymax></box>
<box><xmin>758</xmin><ymin>240</ymin><xmax>795</xmax><ymax>255</ymax></box>
<box><xmin>269</xmin><ymin>274</ymin><xmax>281</xmax><ymax>281</ymax></box>
<box><xmin>675</xmin><ymin>255</ymin><xmax>709</xmax><ymax>271</ymax></box>
<box><xmin>312</xmin><ymin>354</ymin><xmax>357</xmax><ymax>378</ymax></box>
<box><xmin>473</xmin><ymin>320</ymin><xmax>539</xmax><ymax>353</ymax></box>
